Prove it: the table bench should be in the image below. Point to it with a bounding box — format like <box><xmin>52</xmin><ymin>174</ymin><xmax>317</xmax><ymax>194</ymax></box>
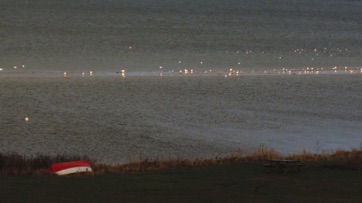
<box><xmin>264</xmin><ymin>159</ymin><xmax>304</xmax><ymax>174</ymax></box>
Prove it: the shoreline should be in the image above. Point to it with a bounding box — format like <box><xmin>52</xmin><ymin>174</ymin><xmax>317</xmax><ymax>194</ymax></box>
<box><xmin>1</xmin><ymin>147</ymin><xmax>362</xmax><ymax>176</ymax></box>
<box><xmin>1</xmin><ymin>66</ymin><xmax>361</xmax><ymax>78</ymax></box>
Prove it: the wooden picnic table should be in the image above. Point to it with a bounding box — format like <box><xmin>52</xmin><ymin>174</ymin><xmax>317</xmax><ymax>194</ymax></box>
<box><xmin>264</xmin><ymin>159</ymin><xmax>304</xmax><ymax>174</ymax></box>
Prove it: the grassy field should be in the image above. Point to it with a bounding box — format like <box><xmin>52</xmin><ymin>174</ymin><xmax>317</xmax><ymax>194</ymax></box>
<box><xmin>1</xmin><ymin>162</ymin><xmax>362</xmax><ymax>202</ymax></box>
<box><xmin>1</xmin><ymin>148</ymin><xmax>362</xmax><ymax>202</ymax></box>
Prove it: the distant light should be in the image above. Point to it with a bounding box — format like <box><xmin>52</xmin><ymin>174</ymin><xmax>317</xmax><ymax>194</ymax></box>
<box><xmin>25</xmin><ymin>117</ymin><xmax>29</xmax><ymax>122</ymax></box>
<box><xmin>90</xmin><ymin>71</ymin><xmax>93</xmax><ymax>76</ymax></box>
<box><xmin>129</xmin><ymin>46</ymin><xmax>132</xmax><ymax>49</ymax></box>
<box><xmin>0</xmin><ymin>68</ymin><xmax>3</xmax><ymax>71</ymax></box>
<box><xmin>63</xmin><ymin>72</ymin><xmax>67</xmax><ymax>77</ymax></box>
<box><xmin>22</xmin><ymin>65</ymin><xmax>25</xmax><ymax>68</ymax></box>
<box><xmin>200</xmin><ymin>61</ymin><xmax>203</xmax><ymax>64</ymax></box>
<box><xmin>178</xmin><ymin>61</ymin><xmax>181</xmax><ymax>64</ymax></box>
<box><xmin>82</xmin><ymin>72</ymin><xmax>85</xmax><ymax>77</ymax></box>
<box><xmin>14</xmin><ymin>66</ymin><xmax>17</xmax><ymax>69</ymax></box>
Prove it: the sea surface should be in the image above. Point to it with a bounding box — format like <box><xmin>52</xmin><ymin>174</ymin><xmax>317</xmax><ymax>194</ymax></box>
<box><xmin>1</xmin><ymin>74</ymin><xmax>361</xmax><ymax>163</ymax></box>
<box><xmin>1</xmin><ymin>0</ymin><xmax>361</xmax><ymax>72</ymax></box>
<box><xmin>1</xmin><ymin>0</ymin><xmax>362</xmax><ymax>164</ymax></box>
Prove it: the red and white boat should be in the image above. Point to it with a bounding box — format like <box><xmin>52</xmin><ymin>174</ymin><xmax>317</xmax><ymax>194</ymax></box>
<box><xmin>49</xmin><ymin>160</ymin><xmax>93</xmax><ymax>175</ymax></box>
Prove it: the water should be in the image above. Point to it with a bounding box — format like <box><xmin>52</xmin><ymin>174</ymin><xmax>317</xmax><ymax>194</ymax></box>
<box><xmin>0</xmin><ymin>74</ymin><xmax>361</xmax><ymax>163</ymax></box>
<box><xmin>1</xmin><ymin>0</ymin><xmax>361</xmax><ymax>72</ymax></box>
<box><xmin>1</xmin><ymin>0</ymin><xmax>362</xmax><ymax>164</ymax></box>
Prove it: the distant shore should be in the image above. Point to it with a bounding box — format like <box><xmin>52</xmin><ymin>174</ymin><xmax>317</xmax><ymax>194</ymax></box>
<box><xmin>1</xmin><ymin>66</ymin><xmax>361</xmax><ymax>78</ymax></box>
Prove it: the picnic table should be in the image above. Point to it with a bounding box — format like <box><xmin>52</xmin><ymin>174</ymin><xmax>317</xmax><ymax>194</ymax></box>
<box><xmin>264</xmin><ymin>159</ymin><xmax>304</xmax><ymax>174</ymax></box>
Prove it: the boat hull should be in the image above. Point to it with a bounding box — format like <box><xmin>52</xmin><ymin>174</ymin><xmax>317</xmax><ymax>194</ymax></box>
<box><xmin>49</xmin><ymin>160</ymin><xmax>93</xmax><ymax>175</ymax></box>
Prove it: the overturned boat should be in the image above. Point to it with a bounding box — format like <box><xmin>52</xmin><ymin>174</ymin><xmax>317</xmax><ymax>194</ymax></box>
<box><xmin>49</xmin><ymin>160</ymin><xmax>93</xmax><ymax>175</ymax></box>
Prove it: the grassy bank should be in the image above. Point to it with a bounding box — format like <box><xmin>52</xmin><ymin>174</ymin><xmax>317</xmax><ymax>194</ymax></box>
<box><xmin>1</xmin><ymin>147</ymin><xmax>362</xmax><ymax>202</ymax></box>
<box><xmin>1</xmin><ymin>160</ymin><xmax>362</xmax><ymax>202</ymax></box>
<box><xmin>1</xmin><ymin>146</ymin><xmax>362</xmax><ymax>175</ymax></box>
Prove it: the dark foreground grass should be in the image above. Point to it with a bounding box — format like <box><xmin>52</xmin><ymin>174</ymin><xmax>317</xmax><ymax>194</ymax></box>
<box><xmin>1</xmin><ymin>162</ymin><xmax>362</xmax><ymax>202</ymax></box>
<box><xmin>1</xmin><ymin>147</ymin><xmax>362</xmax><ymax>202</ymax></box>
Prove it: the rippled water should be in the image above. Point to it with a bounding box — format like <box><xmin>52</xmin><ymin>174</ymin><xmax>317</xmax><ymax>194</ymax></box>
<box><xmin>1</xmin><ymin>0</ymin><xmax>361</xmax><ymax>163</ymax></box>
<box><xmin>1</xmin><ymin>74</ymin><xmax>361</xmax><ymax>163</ymax></box>
<box><xmin>1</xmin><ymin>0</ymin><xmax>361</xmax><ymax>72</ymax></box>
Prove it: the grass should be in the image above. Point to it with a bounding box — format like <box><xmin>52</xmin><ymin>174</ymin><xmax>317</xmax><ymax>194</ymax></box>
<box><xmin>1</xmin><ymin>146</ymin><xmax>362</xmax><ymax>202</ymax></box>
<box><xmin>2</xmin><ymin>145</ymin><xmax>362</xmax><ymax>175</ymax></box>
